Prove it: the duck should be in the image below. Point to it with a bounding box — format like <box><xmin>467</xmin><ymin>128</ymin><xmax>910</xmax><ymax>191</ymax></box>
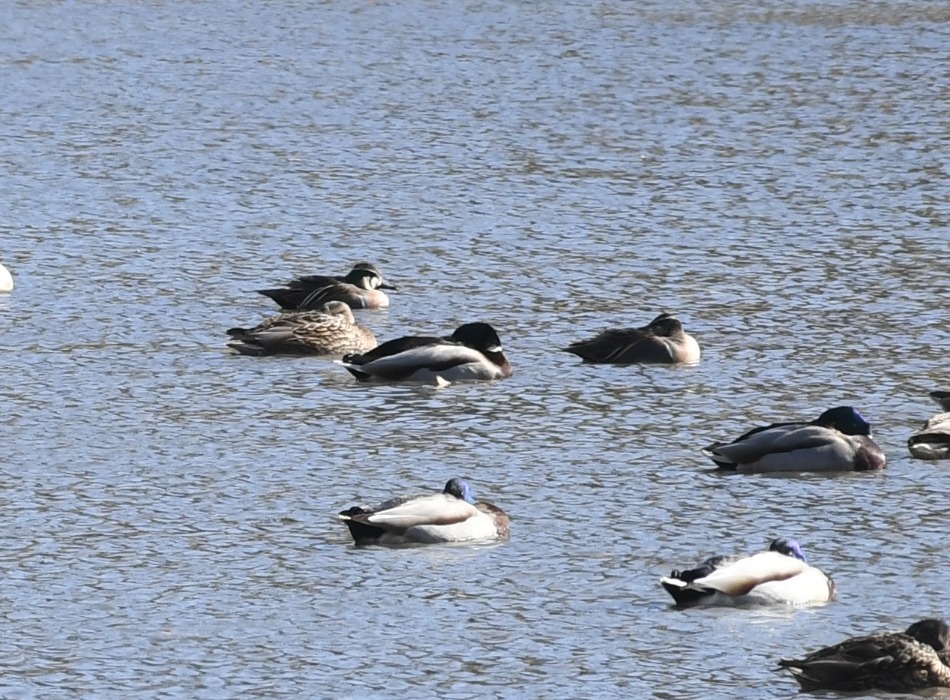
<box><xmin>226</xmin><ymin>301</ymin><xmax>377</xmax><ymax>356</ymax></box>
<box><xmin>257</xmin><ymin>262</ymin><xmax>396</xmax><ymax>310</ymax></box>
<box><xmin>0</xmin><ymin>263</ymin><xmax>12</xmax><ymax>292</ymax></box>
<box><xmin>908</xmin><ymin>412</ymin><xmax>950</xmax><ymax>460</ymax></box>
<box><xmin>563</xmin><ymin>312</ymin><xmax>700</xmax><ymax>364</ymax></box>
<box><xmin>930</xmin><ymin>391</ymin><xmax>950</xmax><ymax>411</ymax></box>
<box><xmin>660</xmin><ymin>537</ymin><xmax>836</xmax><ymax>607</ymax></box>
<box><xmin>338</xmin><ymin>477</ymin><xmax>510</xmax><ymax>545</ymax></box>
<box><xmin>338</xmin><ymin>322</ymin><xmax>513</xmax><ymax>384</ymax></box>
<box><xmin>702</xmin><ymin>406</ymin><xmax>886</xmax><ymax>473</ymax></box>
<box><xmin>779</xmin><ymin>618</ymin><xmax>950</xmax><ymax>692</ymax></box>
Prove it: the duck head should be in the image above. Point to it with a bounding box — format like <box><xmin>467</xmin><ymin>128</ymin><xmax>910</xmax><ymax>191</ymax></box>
<box><xmin>449</xmin><ymin>323</ymin><xmax>505</xmax><ymax>353</ymax></box>
<box><xmin>348</xmin><ymin>262</ymin><xmax>397</xmax><ymax>291</ymax></box>
<box><xmin>905</xmin><ymin>618</ymin><xmax>950</xmax><ymax>651</ymax></box>
<box><xmin>443</xmin><ymin>478</ymin><xmax>475</xmax><ymax>504</ymax></box>
<box><xmin>814</xmin><ymin>406</ymin><xmax>872</xmax><ymax>436</ymax></box>
<box><xmin>769</xmin><ymin>537</ymin><xmax>807</xmax><ymax>563</ymax></box>
<box><xmin>647</xmin><ymin>313</ymin><xmax>684</xmax><ymax>337</ymax></box>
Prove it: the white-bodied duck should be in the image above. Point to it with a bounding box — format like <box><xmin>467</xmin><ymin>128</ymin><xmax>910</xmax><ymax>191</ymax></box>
<box><xmin>779</xmin><ymin>618</ymin><xmax>950</xmax><ymax>692</ymax></box>
<box><xmin>258</xmin><ymin>262</ymin><xmax>396</xmax><ymax>310</ymax></box>
<box><xmin>660</xmin><ymin>537</ymin><xmax>836</xmax><ymax>607</ymax></box>
<box><xmin>339</xmin><ymin>322</ymin><xmax>512</xmax><ymax>384</ymax></box>
<box><xmin>0</xmin><ymin>263</ymin><xmax>12</xmax><ymax>292</ymax></box>
<box><xmin>563</xmin><ymin>312</ymin><xmax>700</xmax><ymax>364</ymax></box>
<box><xmin>908</xmin><ymin>412</ymin><xmax>950</xmax><ymax>461</ymax></box>
<box><xmin>338</xmin><ymin>478</ymin><xmax>510</xmax><ymax>546</ymax></box>
<box><xmin>227</xmin><ymin>301</ymin><xmax>376</xmax><ymax>356</ymax></box>
<box><xmin>702</xmin><ymin>406</ymin><xmax>886</xmax><ymax>473</ymax></box>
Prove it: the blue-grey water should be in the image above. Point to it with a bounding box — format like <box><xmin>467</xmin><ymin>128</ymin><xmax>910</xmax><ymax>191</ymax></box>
<box><xmin>2</xmin><ymin>1</ymin><xmax>949</xmax><ymax>698</ymax></box>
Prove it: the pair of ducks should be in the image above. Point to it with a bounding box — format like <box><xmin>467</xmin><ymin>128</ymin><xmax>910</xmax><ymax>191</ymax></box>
<box><xmin>663</xmin><ymin>540</ymin><xmax>950</xmax><ymax>692</ymax></box>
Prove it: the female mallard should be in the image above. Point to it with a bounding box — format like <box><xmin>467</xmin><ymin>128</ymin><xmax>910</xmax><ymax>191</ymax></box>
<box><xmin>0</xmin><ymin>263</ymin><xmax>12</xmax><ymax>292</ymax></box>
<box><xmin>702</xmin><ymin>406</ymin><xmax>886</xmax><ymax>472</ymax></box>
<box><xmin>227</xmin><ymin>301</ymin><xmax>376</xmax><ymax>356</ymax></box>
<box><xmin>338</xmin><ymin>478</ymin><xmax>510</xmax><ymax>545</ymax></box>
<box><xmin>908</xmin><ymin>412</ymin><xmax>950</xmax><ymax>460</ymax></box>
<box><xmin>339</xmin><ymin>322</ymin><xmax>513</xmax><ymax>384</ymax></box>
<box><xmin>258</xmin><ymin>262</ymin><xmax>397</xmax><ymax>310</ymax></box>
<box><xmin>660</xmin><ymin>537</ymin><xmax>836</xmax><ymax>607</ymax></box>
<box><xmin>563</xmin><ymin>312</ymin><xmax>700</xmax><ymax>364</ymax></box>
<box><xmin>779</xmin><ymin>618</ymin><xmax>950</xmax><ymax>692</ymax></box>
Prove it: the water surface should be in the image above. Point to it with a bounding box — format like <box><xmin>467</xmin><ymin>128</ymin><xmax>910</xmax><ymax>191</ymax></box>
<box><xmin>1</xmin><ymin>1</ymin><xmax>949</xmax><ymax>697</ymax></box>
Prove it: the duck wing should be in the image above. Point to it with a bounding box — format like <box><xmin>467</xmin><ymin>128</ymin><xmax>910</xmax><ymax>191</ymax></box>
<box><xmin>341</xmin><ymin>342</ymin><xmax>486</xmax><ymax>381</ymax></box>
<box><xmin>687</xmin><ymin>551</ymin><xmax>809</xmax><ymax>596</ymax></box>
<box><xmin>344</xmin><ymin>335</ymin><xmax>444</xmax><ymax>364</ymax></box>
<box><xmin>257</xmin><ymin>274</ymin><xmax>341</xmax><ymax>309</ymax></box>
<box><xmin>351</xmin><ymin>493</ymin><xmax>479</xmax><ymax>532</ymax></box>
<box><xmin>564</xmin><ymin>328</ymin><xmax>675</xmax><ymax>363</ymax></box>
<box><xmin>704</xmin><ymin>424</ymin><xmax>842</xmax><ymax>469</ymax></box>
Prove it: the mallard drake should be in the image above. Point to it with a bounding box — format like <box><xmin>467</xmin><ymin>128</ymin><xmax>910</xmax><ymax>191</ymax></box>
<box><xmin>226</xmin><ymin>301</ymin><xmax>376</xmax><ymax>356</ymax></box>
<box><xmin>258</xmin><ymin>262</ymin><xmax>396</xmax><ymax>310</ymax></box>
<box><xmin>339</xmin><ymin>322</ymin><xmax>513</xmax><ymax>384</ymax></box>
<box><xmin>702</xmin><ymin>406</ymin><xmax>886</xmax><ymax>473</ymax></box>
<box><xmin>660</xmin><ymin>537</ymin><xmax>836</xmax><ymax>607</ymax></box>
<box><xmin>908</xmin><ymin>412</ymin><xmax>950</xmax><ymax>460</ymax></box>
<box><xmin>930</xmin><ymin>391</ymin><xmax>950</xmax><ymax>411</ymax></box>
<box><xmin>779</xmin><ymin>618</ymin><xmax>950</xmax><ymax>692</ymax></box>
<box><xmin>338</xmin><ymin>478</ymin><xmax>510</xmax><ymax>545</ymax></box>
<box><xmin>563</xmin><ymin>312</ymin><xmax>700</xmax><ymax>364</ymax></box>
<box><xmin>0</xmin><ymin>263</ymin><xmax>12</xmax><ymax>292</ymax></box>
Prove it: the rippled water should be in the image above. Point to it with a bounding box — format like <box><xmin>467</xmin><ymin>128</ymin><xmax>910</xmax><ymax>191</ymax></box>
<box><xmin>2</xmin><ymin>0</ymin><xmax>949</xmax><ymax>697</ymax></box>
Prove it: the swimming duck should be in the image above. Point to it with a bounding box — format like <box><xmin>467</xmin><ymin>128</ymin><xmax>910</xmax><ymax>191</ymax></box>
<box><xmin>258</xmin><ymin>262</ymin><xmax>396</xmax><ymax>310</ymax></box>
<box><xmin>338</xmin><ymin>478</ymin><xmax>510</xmax><ymax>545</ymax></box>
<box><xmin>908</xmin><ymin>412</ymin><xmax>950</xmax><ymax>460</ymax></box>
<box><xmin>226</xmin><ymin>301</ymin><xmax>376</xmax><ymax>356</ymax></box>
<box><xmin>779</xmin><ymin>618</ymin><xmax>950</xmax><ymax>692</ymax></box>
<box><xmin>930</xmin><ymin>391</ymin><xmax>950</xmax><ymax>411</ymax></box>
<box><xmin>702</xmin><ymin>406</ymin><xmax>886</xmax><ymax>473</ymax></box>
<box><xmin>563</xmin><ymin>312</ymin><xmax>700</xmax><ymax>364</ymax></box>
<box><xmin>0</xmin><ymin>263</ymin><xmax>12</xmax><ymax>292</ymax></box>
<box><xmin>339</xmin><ymin>322</ymin><xmax>513</xmax><ymax>384</ymax></box>
<box><xmin>660</xmin><ymin>537</ymin><xmax>836</xmax><ymax>607</ymax></box>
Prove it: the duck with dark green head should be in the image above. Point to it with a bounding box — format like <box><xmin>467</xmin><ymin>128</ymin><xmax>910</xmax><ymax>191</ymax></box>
<box><xmin>702</xmin><ymin>406</ymin><xmax>886</xmax><ymax>472</ymax></box>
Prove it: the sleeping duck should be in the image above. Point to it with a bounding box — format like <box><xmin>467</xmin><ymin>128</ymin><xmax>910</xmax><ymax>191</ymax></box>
<box><xmin>660</xmin><ymin>537</ymin><xmax>836</xmax><ymax>607</ymax></box>
<box><xmin>258</xmin><ymin>262</ymin><xmax>397</xmax><ymax>310</ymax></box>
<box><xmin>563</xmin><ymin>312</ymin><xmax>700</xmax><ymax>364</ymax></box>
<box><xmin>227</xmin><ymin>301</ymin><xmax>376</xmax><ymax>356</ymax></box>
<box><xmin>779</xmin><ymin>618</ymin><xmax>950</xmax><ymax>692</ymax></box>
<box><xmin>908</xmin><ymin>412</ymin><xmax>950</xmax><ymax>461</ymax></box>
<box><xmin>338</xmin><ymin>478</ymin><xmax>510</xmax><ymax>546</ymax></box>
<box><xmin>339</xmin><ymin>322</ymin><xmax>512</xmax><ymax>384</ymax></box>
<box><xmin>702</xmin><ymin>406</ymin><xmax>886</xmax><ymax>473</ymax></box>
